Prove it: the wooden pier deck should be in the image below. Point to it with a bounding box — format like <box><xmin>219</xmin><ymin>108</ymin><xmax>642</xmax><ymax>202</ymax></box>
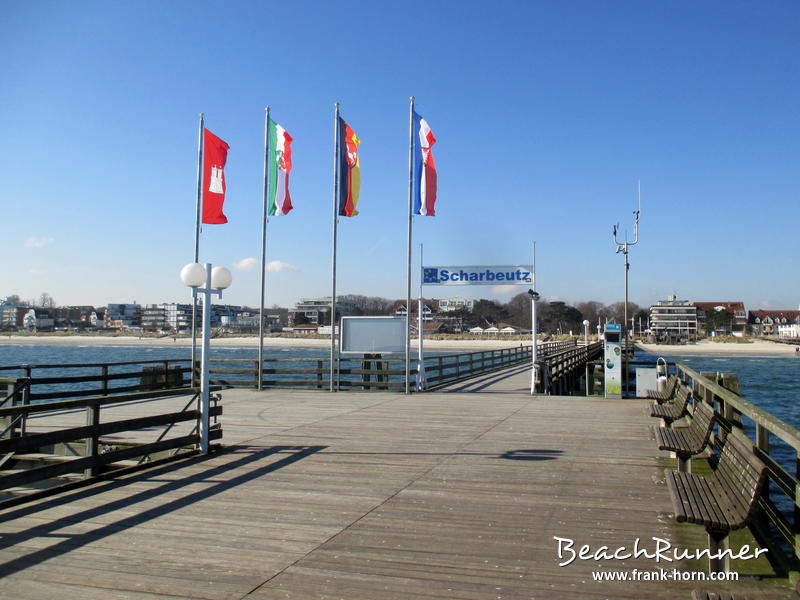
<box><xmin>0</xmin><ymin>367</ymin><xmax>793</xmax><ymax>599</ymax></box>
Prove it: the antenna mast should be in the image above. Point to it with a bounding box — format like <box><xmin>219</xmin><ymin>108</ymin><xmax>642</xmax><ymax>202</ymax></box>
<box><xmin>612</xmin><ymin>181</ymin><xmax>641</xmax><ymax>396</ymax></box>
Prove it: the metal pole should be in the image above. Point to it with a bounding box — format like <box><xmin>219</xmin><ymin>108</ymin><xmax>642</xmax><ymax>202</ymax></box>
<box><xmin>200</xmin><ymin>263</ymin><xmax>211</xmax><ymax>454</ymax></box>
<box><xmin>330</xmin><ymin>104</ymin><xmax>340</xmax><ymax>392</ymax></box>
<box><xmin>530</xmin><ymin>242</ymin><xmax>538</xmax><ymax>394</ymax></box>
<box><xmin>258</xmin><ymin>107</ymin><xmax>271</xmax><ymax>391</ymax></box>
<box><xmin>583</xmin><ymin>320</ymin><xmax>590</xmax><ymax>396</ymax></box>
<box><xmin>623</xmin><ymin>243</ymin><xmax>629</xmax><ymax>396</ymax></box>
<box><xmin>417</xmin><ymin>242</ymin><xmax>426</xmax><ymax>390</ymax></box>
<box><xmin>191</xmin><ymin>113</ymin><xmax>204</xmax><ymax>386</ymax></box>
<box><xmin>405</xmin><ymin>96</ymin><xmax>415</xmax><ymax>395</ymax></box>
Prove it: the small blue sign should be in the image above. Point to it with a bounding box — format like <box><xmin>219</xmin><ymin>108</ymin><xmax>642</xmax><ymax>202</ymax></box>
<box><xmin>423</xmin><ymin>268</ymin><xmax>439</xmax><ymax>284</ymax></box>
<box><xmin>605</xmin><ymin>323</ymin><xmax>621</xmax><ymax>332</ymax></box>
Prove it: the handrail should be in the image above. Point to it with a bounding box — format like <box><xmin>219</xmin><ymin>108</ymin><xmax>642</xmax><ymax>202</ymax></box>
<box><xmin>0</xmin><ymin>342</ymin><xmax>581</xmax><ymax>397</ymax></box>
<box><xmin>675</xmin><ymin>363</ymin><xmax>800</xmax><ymax>573</ymax></box>
<box><xmin>0</xmin><ymin>377</ymin><xmax>31</xmax><ymax>408</ymax></box>
<box><xmin>536</xmin><ymin>342</ymin><xmax>603</xmax><ymax>395</ymax></box>
<box><xmin>0</xmin><ymin>386</ymin><xmax>219</xmax><ymax>509</ymax></box>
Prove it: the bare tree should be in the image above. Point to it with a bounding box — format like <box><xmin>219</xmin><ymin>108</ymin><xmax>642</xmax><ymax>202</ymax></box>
<box><xmin>38</xmin><ymin>293</ymin><xmax>56</xmax><ymax>308</ymax></box>
<box><xmin>575</xmin><ymin>301</ymin><xmax>606</xmax><ymax>326</ymax></box>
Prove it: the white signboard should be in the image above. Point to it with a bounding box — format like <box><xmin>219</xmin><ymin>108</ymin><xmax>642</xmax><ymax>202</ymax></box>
<box><xmin>340</xmin><ymin>317</ymin><xmax>406</xmax><ymax>354</ymax></box>
<box><xmin>422</xmin><ymin>265</ymin><xmax>534</xmax><ymax>286</ymax></box>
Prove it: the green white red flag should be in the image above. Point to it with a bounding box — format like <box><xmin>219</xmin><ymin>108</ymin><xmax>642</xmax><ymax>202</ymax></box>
<box><xmin>268</xmin><ymin>120</ymin><xmax>293</xmax><ymax>216</ymax></box>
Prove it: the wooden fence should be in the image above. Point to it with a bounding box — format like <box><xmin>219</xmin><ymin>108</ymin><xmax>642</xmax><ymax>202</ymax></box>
<box><xmin>0</xmin><ymin>342</ymin><xmax>579</xmax><ymax>399</ymax></box>
<box><xmin>536</xmin><ymin>342</ymin><xmax>604</xmax><ymax>394</ymax></box>
<box><xmin>0</xmin><ymin>386</ymin><xmax>221</xmax><ymax>509</ymax></box>
<box><xmin>676</xmin><ymin>363</ymin><xmax>800</xmax><ymax>575</ymax></box>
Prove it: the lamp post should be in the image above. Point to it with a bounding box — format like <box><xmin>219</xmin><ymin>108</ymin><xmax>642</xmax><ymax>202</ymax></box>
<box><xmin>528</xmin><ymin>289</ymin><xmax>540</xmax><ymax>394</ymax></box>
<box><xmin>582</xmin><ymin>319</ymin><xmax>590</xmax><ymax>396</ymax></box>
<box><xmin>180</xmin><ymin>262</ymin><xmax>232</xmax><ymax>454</ymax></box>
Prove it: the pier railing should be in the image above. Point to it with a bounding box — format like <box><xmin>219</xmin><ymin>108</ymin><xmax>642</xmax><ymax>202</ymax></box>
<box><xmin>0</xmin><ymin>387</ymin><xmax>221</xmax><ymax>509</ymax></box>
<box><xmin>0</xmin><ymin>342</ymin><xmax>577</xmax><ymax>398</ymax></box>
<box><xmin>536</xmin><ymin>342</ymin><xmax>604</xmax><ymax>395</ymax></box>
<box><xmin>676</xmin><ymin>363</ymin><xmax>800</xmax><ymax>574</ymax></box>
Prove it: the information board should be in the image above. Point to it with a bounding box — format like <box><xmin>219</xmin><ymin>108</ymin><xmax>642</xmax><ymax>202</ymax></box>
<box><xmin>604</xmin><ymin>323</ymin><xmax>622</xmax><ymax>399</ymax></box>
<box><xmin>340</xmin><ymin>317</ymin><xmax>406</xmax><ymax>354</ymax></box>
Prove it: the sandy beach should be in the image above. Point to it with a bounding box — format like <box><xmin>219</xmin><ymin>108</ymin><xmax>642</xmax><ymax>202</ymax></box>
<box><xmin>636</xmin><ymin>339</ymin><xmax>799</xmax><ymax>357</ymax></box>
<box><xmin>0</xmin><ymin>334</ymin><xmax>534</xmax><ymax>352</ymax></box>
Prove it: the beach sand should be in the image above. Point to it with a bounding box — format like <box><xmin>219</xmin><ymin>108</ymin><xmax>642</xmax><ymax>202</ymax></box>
<box><xmin>3</xmin><ymin>334</ymin><xmax>796</xmax><ymax>356</ymax></box>
<box><xmin>0</xmin><ymin>334</ymin><xmax>532</xmax><ymax>352</ymax></box>
<box><xmin>636</xmin><ymin>339</ymin><xmax>799</xmax><ymax>357</ymax></box>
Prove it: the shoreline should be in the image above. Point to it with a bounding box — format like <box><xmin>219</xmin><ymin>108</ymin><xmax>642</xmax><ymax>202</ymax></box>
<box><xmin>1</xmin><ymin>334</ymin><xmax>797</xmax><ymax>357</ymax></box>
<box><xmin>635</xmin><ymin>340</ymin><xmax>799</xmax><ymax>357</ymax></box>
<box><xmin>0</xmin><ymin>335</ymin><xmax>534</xmax><ymax>352</ymax></box>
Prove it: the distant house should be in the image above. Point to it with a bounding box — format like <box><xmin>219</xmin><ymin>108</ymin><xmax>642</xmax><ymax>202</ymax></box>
<box><xmin>694</xmin><ymin>301</ymin><xmax>747</xmax><ymax>336</ymax></box>
<box><xmin>469</xmin><ymin>326</ymin><xmax>484</xmax><ymax>335</ymax></box>
<box><xmin>438</xmin><ymin>297</ymin><xmax>474</xmax><ymax>313</ymax></box>
<box><xmin>390</xmin><ymin>300</ymin><xmax>437</xmax><ymax>321</ymax></box>
<box><xmin>289</xmin><ymin>297</ymin><xmax>356</xmax><ymax>327</ymax></box>
<box><xmin>292</xmin><ymin>324</ymin><xmax>320</xmax><ymax>335</ymax></box>
<box><xmin>748</xmin><ymin>310</ymin><xmax>800</xmax><ymax>336</ymax></box>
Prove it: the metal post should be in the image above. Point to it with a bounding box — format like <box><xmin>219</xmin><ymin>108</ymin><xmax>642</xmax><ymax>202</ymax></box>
<box><xmin>530</xmin><ymin>242</ymin><xmax>538</xmax><ymax>394</ymax></box>
<box><xmin>330</xmin><ymin>104</ymin><xmax>340</xmax><ymax>392</ymax></box>
<box><xmin>258</xmin><ymin>107</ymin><xmax>271</xmax><ymax>391</ymax></box>
<box><xmin>405</xmin><ymin>96</ymin><xmax>415</xmax><ymax>395</ymax></box>
<box><xmin>612</xmin><ymin>181</ymin><xmax>640</xmax><ymax>398</ymax></box>
<box><xmin>417</xmin><ymin>242</ymin><xmax>426</xmax><ymax>390</ymax></box>
<box><xmin>191</xmin><ymin>113</ymin><xmax>204</xmax><ymax>386</ymax></box>
<box><xmin>583</xmin><ymin>320</ymin><xmax>590</xmax><ymax>396</ymax></box>
<box><xmin>199</xmin><ymin>263</ymin><xmax>212</xmax><ymax>454</ymax></box>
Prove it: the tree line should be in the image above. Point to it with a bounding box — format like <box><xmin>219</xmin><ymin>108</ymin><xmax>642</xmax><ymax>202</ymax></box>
<box><xmin>340</xmin><ymin>293</ymin><xmax>648</xmax><ymax>334</ymax></box>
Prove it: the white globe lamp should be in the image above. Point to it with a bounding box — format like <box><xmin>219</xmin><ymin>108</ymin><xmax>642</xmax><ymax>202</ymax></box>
<box><xmin>211</xmin><ymin>266</ymin><xmax>232</xmax><ymax>290</ymax></box>
<box><xmin>180</xmin><ymin>263</ymin><xmax>207</xmax><ymax>288</ymax></box>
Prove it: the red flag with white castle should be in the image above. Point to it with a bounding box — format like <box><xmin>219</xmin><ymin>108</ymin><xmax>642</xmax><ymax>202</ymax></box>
<box><xmin>202</xmin><ymin>129</ymin><xmax>230</xmax><ymax>224</ymax></box>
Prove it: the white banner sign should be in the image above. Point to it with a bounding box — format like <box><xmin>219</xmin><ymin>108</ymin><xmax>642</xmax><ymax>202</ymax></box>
<box><xmin>422</xmin><ymin>265</ymin><xmax>534</xmax><ymax>286</ymax></box>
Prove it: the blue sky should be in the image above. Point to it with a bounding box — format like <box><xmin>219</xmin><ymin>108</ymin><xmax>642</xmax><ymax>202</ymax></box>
<box><xmin>2</xmin><ymin>1</ymin><xmax>798</xmax><ymax>311</ymax></box>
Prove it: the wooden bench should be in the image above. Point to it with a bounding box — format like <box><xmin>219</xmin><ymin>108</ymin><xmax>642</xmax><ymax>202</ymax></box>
<box><xmin>654</xmin><ymin>401</ymin><xmax>715</xmax><ymax>472</ymax></box>
<box><xmin>646</xmin><ymin>374</ymin><xmax>678</xmax><ymax>402</ymax></box>
<box><xmin>666</xmin><ymin>432</ymin><xmax>766</xmax><ymax>573</ymax></box>
<box><xmin>649</xmin><ymin>384</ymin><xmax>692</xmax><ymax>426</ymax></box>
<box><xmin>691</xmin><ymin>591</ymin><xmax>751</xmax><ymax>600</ymax></box>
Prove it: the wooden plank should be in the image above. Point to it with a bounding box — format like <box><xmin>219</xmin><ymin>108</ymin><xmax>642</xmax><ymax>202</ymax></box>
<box><xmin>0</xmin><ymin>365</ymin><xmax>792</xmax><ymax>599</ymax></box>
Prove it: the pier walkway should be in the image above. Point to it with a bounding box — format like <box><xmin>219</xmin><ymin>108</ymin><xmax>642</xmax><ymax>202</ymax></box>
<box><xmin>0</xmin><ymin>367</ymin><xmax>793</xmax><ymax>599</ymax></box>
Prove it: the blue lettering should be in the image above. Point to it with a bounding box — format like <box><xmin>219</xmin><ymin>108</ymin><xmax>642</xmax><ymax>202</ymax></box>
<box><xmin>515</xmin><ymin>270</ymin><xmax>523</xmax><ymax>280</ymax></box>
<box><xmin>470</xmin><ymin>273</ymin><xmax>479</xmax><ymax>282</ymax></box>
<box><xmin>460</xmin><ymin>270</ymin><xmax>470</xmax><ymax>281</ymax></box>
<box><xmin>496</xmin><ymin>272</ymin><xmax>504</xmax><ymax>281</ymax></box>
<box><xmin>441</xmin><ymin>270</ymin><xmax>451</xmax><ymax>281</ymax></box>
<box><xmin>521</xmin><ymin>271</ymin><xmax>531</xmax><ymax>281</ymax></box>
<box><xmin>486</xmin><ymin>271</ymin><xmax>495</xmax><ymax>281</ymax></box>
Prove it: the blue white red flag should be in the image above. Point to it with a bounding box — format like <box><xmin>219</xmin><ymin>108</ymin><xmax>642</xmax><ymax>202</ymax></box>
<box><xmin>412</xmin><ymin>112</ymin><xmax>437</xmax><ymax>216</ymax></box>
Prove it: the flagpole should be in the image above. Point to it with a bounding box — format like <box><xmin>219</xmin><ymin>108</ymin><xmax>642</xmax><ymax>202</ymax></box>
<box><xmin>417</xmin><ymin>242</ymin><xmax>426</xmax><ymax>390</ymax></box>
<box><xmin>330</xmin><ymin>103</ymin><xmax>340</xmax><ymax>392</ymax></box>
<box><xmin>191</xmin><ymin>112</ymin><xmax>204</xmax><ymax>387</ymax></box>
<box><xmin>258</xmin><ymin>107</ymin><xmax>271</xmax><ymax>391</ymax></box>
<box><xmin>405</xmin><ymin>96</ymin><xmax>415</xmax><ymax>395</ymax></box>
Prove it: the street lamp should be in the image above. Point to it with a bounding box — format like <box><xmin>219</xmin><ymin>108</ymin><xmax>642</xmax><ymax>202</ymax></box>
<box><xmin>180</xmin><ymin>262</ymin><xmax>232</xmax><ymax>454</ymax></box>
<box><xmin>528</xmin><ymin>288</ymin><xmax>540</xmax><ymax>394</ymax></box>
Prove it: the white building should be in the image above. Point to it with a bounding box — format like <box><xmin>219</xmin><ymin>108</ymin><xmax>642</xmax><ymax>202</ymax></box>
<box><xmin>777</xmin><ymin>324</ymin><xmax>800</xmax><ymax>338</ymax></box>
<box><xmin>438</xmin><ymin>297</ymin><xmax>474</xmax><ymax>312</ymax></box>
